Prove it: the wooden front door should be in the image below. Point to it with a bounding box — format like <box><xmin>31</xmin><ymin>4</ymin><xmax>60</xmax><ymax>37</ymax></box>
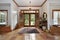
<box><xmin>20</xmin><ymin>10</ymin><xmax>39</xmax><ymax>27</ymax></box>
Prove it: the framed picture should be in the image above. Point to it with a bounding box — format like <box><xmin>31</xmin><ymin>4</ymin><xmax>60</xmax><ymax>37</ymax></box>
<box><xmin>43</xmin><ymin>12</ymin><xmax>47</xmax><ymax>19</ymax></box>
<box><xmin>0</xmin><ymin>10</ymin><xmax>8</xmax><ymax>25</ymax></box>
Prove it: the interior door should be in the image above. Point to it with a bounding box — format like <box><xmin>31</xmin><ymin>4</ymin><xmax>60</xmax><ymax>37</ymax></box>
<box><xmin>24</xmin><ymin>13</ymin><xmax>35</xmax><ymax>27</ymax></box>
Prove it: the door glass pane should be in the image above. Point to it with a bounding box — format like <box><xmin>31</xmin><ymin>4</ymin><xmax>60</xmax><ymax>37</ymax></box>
<box><xmin>31</xmin><ymin>14</ymin><xmax>35</xmax><ymax>25</ymax></box>
<box><xmin>24</xmin><ymin>14</ymin><xmax>29</xmax><ymax>25</ymax></box>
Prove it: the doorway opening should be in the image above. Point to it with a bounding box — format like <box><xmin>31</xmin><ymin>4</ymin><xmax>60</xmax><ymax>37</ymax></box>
<box><xmin>20</xmin><ymin>9</ymin><xmax>39</xmax><ymax>27</ymax></box>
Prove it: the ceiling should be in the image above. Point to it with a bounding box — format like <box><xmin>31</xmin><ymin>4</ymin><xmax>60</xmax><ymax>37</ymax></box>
<box><xmin>13</xmin><ymin>0</ymin><xmax>46</xmax><ymax>7</ymax></box>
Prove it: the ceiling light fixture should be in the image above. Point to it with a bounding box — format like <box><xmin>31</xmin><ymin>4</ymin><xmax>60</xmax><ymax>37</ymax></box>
<box><xmin>29</xmin><ymin>1</ymin><xmax>32</xmax><ymax>9</ymax></box>
<box><xmin>29</xmin><ymin>1</ymin><xmax>31</xmax><ymax>4</ymax></box>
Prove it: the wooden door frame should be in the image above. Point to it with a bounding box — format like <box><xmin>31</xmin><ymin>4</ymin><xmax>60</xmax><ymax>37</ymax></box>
<box><xmin>19</xmin><ymin>9</ymin><xmax>39</xmax><ymax>27</ymax></box>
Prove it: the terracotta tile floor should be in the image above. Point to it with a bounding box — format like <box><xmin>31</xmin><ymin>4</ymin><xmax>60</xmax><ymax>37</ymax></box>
<box><xmin>0</xmin><ymin>29</ymin><xmax>60</xmax><ymax>40</ymax></box>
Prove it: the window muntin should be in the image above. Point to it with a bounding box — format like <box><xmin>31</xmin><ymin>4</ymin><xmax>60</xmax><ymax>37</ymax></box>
<box><xmin>0</xmin><ymin>10</ymin><xmax>8</xmax><ymax>25</ymax></box>
<box><xmin>53</xmin><ymin>10</ymin><xmax>60</xmax><ymax>25</ymax></box>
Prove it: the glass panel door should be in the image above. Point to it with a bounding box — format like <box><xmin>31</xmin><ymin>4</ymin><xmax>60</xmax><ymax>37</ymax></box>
<box><xmin>24</xmin><ymin>14</ymin><xmax>29</xmax><ymax>25</ymax></box>
<box><xmin>31</xmin><ymin>14</ymin><xmax>35</xmax><ymax>25</ymax></box>
<box><xmin>24</xmin><ymin>14</ymin><xmax>35</xmax><ymax>27</ymax></box>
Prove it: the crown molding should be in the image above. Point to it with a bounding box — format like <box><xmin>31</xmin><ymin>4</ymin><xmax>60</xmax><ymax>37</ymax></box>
<box><xmin>13</xmin><ymin>0</ymin><xmax>20</xmax><ymax>7</ymax></box>
<box><xmin>13</xmin><ymin>0</ymin><xmax>47</xmax><ymax>7</ymax></box>
<box><xmin>41</xmin><ymin>0</ymin><xmax>47</xmax><ymax>7</ymax></box>
<box><xmin>18</xmin><ymin>5</ymin><xmax>41</xmax><ymax>7</ymax></box>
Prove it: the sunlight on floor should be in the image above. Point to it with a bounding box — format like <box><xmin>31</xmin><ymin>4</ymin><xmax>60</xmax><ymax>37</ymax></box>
<box><xmin>24</xmin><ymin>33</ymin><xmax>36</xmax><ymax>40</ymax></box>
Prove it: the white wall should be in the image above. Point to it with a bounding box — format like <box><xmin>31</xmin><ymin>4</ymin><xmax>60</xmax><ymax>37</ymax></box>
<box><xmin>49</xmin><ymin>3</ymin><xmax>60</xmax><ymax>25</ymax></box>
<box><xmin>10</xmin><ymin>0</ymin><xmax>18</xmax><ymax>30</ymax></box>
<box><xmin>48</xmin><ymin>0</ymin><xmax>60</xmax><ymax>3</ymax></box>
<box><xmin>0</xmin><ymin>3</ymin><xmax>11</xmax><ymax>26</ymax></box>
<box><xmin>0</xmin><ymin>0</ymin><xmax>18</xmax><ymax>30</ymax></box>
<box><xmin>42</xmin><ymin>0</ymin><xmax>60</xmax><ymax>30</ymax></box>
<box><xmin>42</xmin><ymin>1</ymin><xmax>50</xmax><ymax>30</ymax></box>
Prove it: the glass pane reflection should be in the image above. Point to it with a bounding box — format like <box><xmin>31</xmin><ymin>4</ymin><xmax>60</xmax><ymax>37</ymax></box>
<box><xmin>24</xmin><ymin>34</ymin><xmax>36</xmax><ymax>40</ymax></box>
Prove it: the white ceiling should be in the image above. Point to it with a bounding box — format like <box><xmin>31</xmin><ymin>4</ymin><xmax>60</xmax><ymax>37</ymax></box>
<box><xmin>14</xmin><ymin>0</ymin><xmax>46</xmax><ymax>7</ymax></box>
